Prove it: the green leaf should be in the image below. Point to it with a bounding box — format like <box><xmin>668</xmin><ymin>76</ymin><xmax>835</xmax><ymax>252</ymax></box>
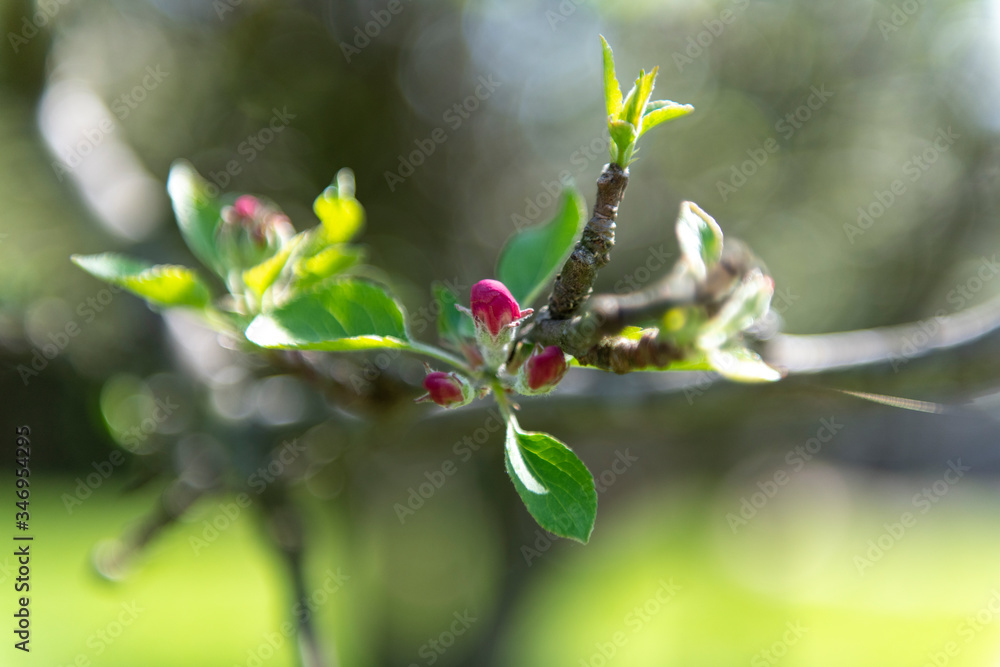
<box><xmin>621</xmin><ymin>67</ymin><xmax>658</xmax><ymax>129</ymax></box>
<box><xmin>676</xmin><ymin>201</ymin><xmax>724</xmax><ymax>281</ymax></box>
<box><xmin>707</xmin><ymin>345</ymin><xmax>782</xmax><ymax>383</ymax></box>
<box><xmin>244</xmin><ymin>277</ymin><xmax>409</xmax><ymax>351</ymax></box>
<box><xmin>433</xmin><ymin>282</ymin><xmax>475</xmax><ymax>345</ymax></box>
<box><xmin>243</xmin><ymin>242</ymin><xmax>298</xmax><ymax>300</ymax></box>
<box><xmin>600</xmin><ymin>35</ymin><xmax>623</xmax><ymax>119</ymax></box>
<box><xmin>698</xmin><ymin>269</ymin><xmax>774</xmax><ymax>350</ymax></box>
<box><xmin>496</xmin><ymin>186</ymin><xmax>587</xmax><ymax>305</ymax></box>
<box><xmin>72</xmin><ymin>253</ymin><xmax>212</xmax><ymax>309</ymax></box>
<box><xmin>292</xmin><ymin>244</ymin><xmax>364</xmax><ymax>291</ymax></box>
<box><xmin>313</xmin><ymin>169</ymin><xmax>365</xmax><ymax>244</ymax></box>
<box><xmin>167</xmin><ymin>161</ymin><xmax>224</xmax><ymax>274</ymax></box>
<box><xmin>638</xmin><ymin>101</ymin><xmax>694</xmax><ymax>138</ymax></box>
<box><xmin>504</xmin><ymin>418</ymin><xmax>597</xmax><ymax>543</ymax></box>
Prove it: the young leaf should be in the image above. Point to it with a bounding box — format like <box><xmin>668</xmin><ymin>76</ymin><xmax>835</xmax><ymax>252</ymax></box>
<box><xmin>244</xmin><ymin>277</ymin><xmax>409</xmax><ymax>351</ymax></box>
<box><xmin>496</xmin><ymin>186</ymin><xmax>586</xmax><ymax>305</ymax></box>
<box><xmin>503</xmin><ymin>418</ymin><xmax>597</xmax><ymax>543</ymax></box>
<box><xmin>314</xmin><ymin>169</ymin><xmax>365</xmax><ymax>244</ymax></box>
<box><xmin>600</xmin><ymin>35</ymin><xmax>623</xmax><ymax>119</ymax></box>
<box><xmin>292</xmin><ymin>244</ymin><xmax>365</xmax><ymax>291</ymax></box>
<box><xmin>609</xmin><ymin>119</ymin><xmax>637</xmax><ymax>164</ymax></box>
<box><xmin>698</xmin><ymin>269</ymin><xmax>774</xmax><ymax>350</ymax></box>
<box><xmin>433</xmin><ymin>282</ymin><xmax>475</xmax><ymax>345</ymax></box>
<box><xmin>622</xmin><ymin>67</ymin><xmax>658</xmax><ymax>130</ymax></box>
<box><xmin>243</xmin><ymin>241</ymin><xmax>299</xmax><ymax>300</ymax></box>
<box><xmin>72</xmin><ymin>253</ymin><xmax>212</xmax><ymax>309</ymax></box>
<box><xmin>676</xmin><ymin>201</ymin><xmax>724</xmax><ymax>281</ymax></box>
<box><xmin>639</xmin><ymin>101</ymin><xmax>695</xmax><ymax>138</ymax></box>
<box><xmin>167</xmin><ymin>161</ymin><xmax>224</xmax><ymax>274</ymax></box>
<box><xmin>707</xmin><ymin>345</ymin><xmax>782</xmax><ymax>383</ymax></box>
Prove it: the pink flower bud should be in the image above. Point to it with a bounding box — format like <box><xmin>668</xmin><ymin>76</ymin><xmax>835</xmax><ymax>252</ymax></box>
<box><xmin>417</xmin><ymin>371</ymin><xmax>472</xmax><ymax>408</ymax></box>
<box><xmin>471</xmin><ymin>279</ymin><xmax>522</xmax><ymax>337</ymax></box>
<box><xmin>232</xmin><ymin>195</ymin><xmax>260</xmax><ymax>220</ymax></box>
<box><xmin>522</xmin><ymin>346</ymin><xmax>568</xmax><ymax>392</ymax></box>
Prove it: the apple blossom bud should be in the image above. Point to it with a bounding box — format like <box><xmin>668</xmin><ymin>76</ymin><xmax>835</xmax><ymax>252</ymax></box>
<box><xmin>471</xmin><ymin>279</ymin><xmax>522</xmax><ymax>336</ymax></box>
<box><xmin>466</xmin><ymin>279</ymin><xmax>533</xmax><ymax>370</ymax></box>
<box><xmin>232</xmin><ymin>194</ymin><xmax>260</xmax><ymax>220</ymax></box>
<box><xmin>217</xmin><ymin>196</ymin><xmax>295</xmax><ymax>272</ymax></box>
<box><xmin>516</xmin><ymin>345</ymin><xmax>569</xmax><ymax>395</ymax></box>
<box><xmin>415</xmin><ymin>371</ymin><xmax>474</xmax><ymax>408</ymax></box>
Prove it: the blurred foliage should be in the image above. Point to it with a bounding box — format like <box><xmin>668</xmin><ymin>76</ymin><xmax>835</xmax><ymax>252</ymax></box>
<box><xmin>3</xmin><ymin>0</ymin><xmax>1000</xmax><ymax>665</ymax></box>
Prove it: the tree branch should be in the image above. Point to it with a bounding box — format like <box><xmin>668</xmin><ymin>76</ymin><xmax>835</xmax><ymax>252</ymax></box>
<box><xmin>547</xmin><ymin>163</ymin><xmax>629</xmax><ymax>319</ymax></box>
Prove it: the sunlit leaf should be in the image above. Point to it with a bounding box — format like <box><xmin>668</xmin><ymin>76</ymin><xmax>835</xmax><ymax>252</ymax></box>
<box><xmin>639</xmin><ymin>101</ymin><xmax>695</xmax><ymax>138</ymax></box>
<box><xmin>707</xmin><ymin>345</ymin><xmax>781</xmax><ymax>383</ymax></box>
<box><xmin>676</xmin><ymin>201</ymin><xmax>724</xmax><ymax>281</ymax></box>
<box><xmin>504</xmin><ymin>418</ymin><xmax>597</xmax><ymax>543</ymax></box>
<box><xmin>313</xmin><ymin>169</ymin><xmax>365</xmax><ymax>244</ymax></box>
<box><xmin>244</xmin><ymin>277</ymin><xmax>409</xmax><ymax>351</ymax></box>
<box><xmin>293</xmin><ymin>244</ymin><xmax>365</xmax><ymax>291</ymax></box>
<box><xmin>167</xmin><ymin>161</ymin><xmax>224</xmax><ymax>274</ymax></box>
<box><xmin>600</xmin><ymin>35</ymin><xmax>623</xmax><ymax>118</ymax></box>
<box><xmin>72</xmin><ymin>253</ymin><xmax>212</xmax><ymax>309</ymax></box>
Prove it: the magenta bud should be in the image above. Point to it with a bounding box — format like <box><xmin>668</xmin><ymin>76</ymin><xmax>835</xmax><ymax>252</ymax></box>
<box><xmin>417</xmin><ymin>371</ymin><xmax>473</xmax><ymax>408</ymax></box>
<box><xmin>521</xmin><ymin>346</ymin><xmax>568</xmax><ymax>393</ymax></box>
<box><xmin>232</xmin><ymin>195</ymin><xmax>260</xmax><ymax>220</ymax></box>
<box><xmin>471</xmin><ymin>279</ymin><xmax>522</xmax><ymax>337</ymax></box>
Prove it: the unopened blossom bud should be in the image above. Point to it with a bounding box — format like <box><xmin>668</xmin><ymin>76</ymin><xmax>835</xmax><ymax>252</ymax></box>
<box><xmin>415</xmin><ymin>371</ymin><xmax>474</xmax><ymax>408</ymax></box>
<box><xmin>516</xmin><ymin>345</ymin><xmax>569</xmax><ymax>395</ymax></box>
<box><xmin>217</xmin><ymin>195</ymin><xmax>295</xmax><ymax>272</ymax></box>
<box><xmin>232</xmin><ymin>194</ymin><xmax>260</xmax><ymax>219</ymax></box>
<box><xmin>467</xmin><ymin>279</ymin><xmax>532</xmax><ymax>369</ymax></box>
<box><xmin>471</xmin><ymin>279</ymin><xmax>522</xmax><ymax>336</ymax></box>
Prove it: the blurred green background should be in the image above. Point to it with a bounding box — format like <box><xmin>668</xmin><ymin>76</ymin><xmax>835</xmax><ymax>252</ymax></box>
<box><xmin>3</xmin><ymin>0</ymin><xmax>1000</xmax><ymax>665</ymax></box>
